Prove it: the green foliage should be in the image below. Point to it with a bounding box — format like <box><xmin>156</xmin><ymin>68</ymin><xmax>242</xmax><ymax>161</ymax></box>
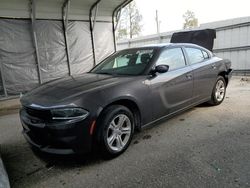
<box><xmin>116</xmin><ymin>1</ymin><xmax>143</xmax><ymax>40</ymax></box>
<box><xmin>183</xmin><ymin>10</ymin><xmax>198</xmax><ymax>29</ymax></box>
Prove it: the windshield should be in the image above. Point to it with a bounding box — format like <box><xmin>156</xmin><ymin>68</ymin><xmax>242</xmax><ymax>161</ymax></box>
<box><xmin>91</xmin><ymin>48</ymin><xmax>155</xmax><ymax>75</ymax></box>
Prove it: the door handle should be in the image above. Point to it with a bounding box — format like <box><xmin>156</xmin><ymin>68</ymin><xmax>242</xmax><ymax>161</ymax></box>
<box><xmin>186</xmin><ymin>74</ymin><xmax>192</xmax><ymax>79</ymax></box>
<box><xmin>212</xmin><ymin>64</ymin><xmax>217</xmax><ymax>69</ymax></box>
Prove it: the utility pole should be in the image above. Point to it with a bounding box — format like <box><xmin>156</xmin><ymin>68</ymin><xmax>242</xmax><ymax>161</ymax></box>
<box><xmin>155</xmin><ymin>10</ymin><xmax>160</xmax><ymax>34</ymax></box>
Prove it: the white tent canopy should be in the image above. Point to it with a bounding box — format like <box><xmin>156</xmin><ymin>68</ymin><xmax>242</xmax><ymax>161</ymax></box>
<box><xmin>0</xmin><ymin>0</ymin><xmax>130</xmax><ymax>21</ymax></box>
<box><xmin>0</xmin><ymin>0</ymin><xmax>132</xmax><ymax>98</ymax></box>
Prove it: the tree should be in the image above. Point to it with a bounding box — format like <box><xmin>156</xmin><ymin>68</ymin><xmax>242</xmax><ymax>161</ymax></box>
<box><xmin>116</xmin><ymin>1</ymin><xmax>142</xmax><ymax>40</ymax></box>
<box><xmin>183</xmin><ymin>10</ymin><xmax>198</xmax><ymax>29</ymax></box>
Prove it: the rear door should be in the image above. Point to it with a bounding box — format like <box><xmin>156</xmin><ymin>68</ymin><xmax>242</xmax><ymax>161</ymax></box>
<box><xmin>184</xmin><ymin>47</ymin><xmax>217</xmax><ymax>102</ymax></box>
<box><xmin>148</xmin><ymin>47</ymin><xmax>193</xmax><ymax>120</ymax></box>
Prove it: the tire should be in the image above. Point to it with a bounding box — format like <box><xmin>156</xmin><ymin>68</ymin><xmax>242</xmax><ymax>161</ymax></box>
<box><xmin>208</xmin><ymin>76</ymin><xmax>226</xmax><ymax>106</ymax></box>
<box><xmin>96</xmin><ymin>105</ymin><xmax>134</xmax><ymax>159</ymax></box>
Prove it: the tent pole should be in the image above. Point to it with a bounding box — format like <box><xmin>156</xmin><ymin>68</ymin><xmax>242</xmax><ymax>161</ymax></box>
<box><xmin>112</xmin><ymin>8</ymin><xmax>122</xmax><ymax>52</ymax></box>
<box><xmin>30</xmin><ymin>0</ymin><xmax>42</xmax><ymax>84</ymax></box>
<box><xmin>93</xmin><ymin>3</ymin><xmax>98</xmax><ymax>29</ymax></box>
<box><xmin>112</xmin><ymin>11</ymin><xmax>117</xmax><ymax>52</ymax></box>
<box><xmin>112</xmin><ymin>0</ymin><xmax>133</xmax><ymax>52</ymax></box>
<box><xmin>89</xmin><ymin>0</ymin><xmax>101</xmax><ymax>67</ymax></box>
<box><xmin>0</xmin><ymin>63</ymin><xmax>8</xmax><ymax>97</ymax></box>
<box><xmin>62</xmin><ymin>0</ymin><xmax>71</xmax><ymax>76</ymax></box>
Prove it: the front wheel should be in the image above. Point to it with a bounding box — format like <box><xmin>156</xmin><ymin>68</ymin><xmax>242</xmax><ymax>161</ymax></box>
<box><xmin>208</xmin><ymin>76</ymin><xmax>226</xmax><ymax>106</ymax></box>
<box><xmin>96</xmin><ymin>105</ymin><xmax>134</xmax><ymax>158</ymax></box>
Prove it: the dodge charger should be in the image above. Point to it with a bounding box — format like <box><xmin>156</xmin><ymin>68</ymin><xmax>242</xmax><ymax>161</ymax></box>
<box><xmin>20</xmin><ymin>43</ymin><xmax>232</xmax><ymax>158</ymax></box>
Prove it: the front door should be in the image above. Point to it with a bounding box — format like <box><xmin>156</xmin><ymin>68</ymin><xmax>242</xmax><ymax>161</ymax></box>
<box><xmin>148</xmin><ymin>47</ymin><xmax>193</xmax><ymax>120</ymax></box>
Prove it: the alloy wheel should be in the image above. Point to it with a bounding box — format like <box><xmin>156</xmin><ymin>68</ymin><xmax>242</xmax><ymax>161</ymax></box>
<box><xmin>106</xmin><ymin>114</ymin><xmax>132</xmax><ymax>152</ymax></box>
<box><xmin>215</xmin><ymin>80</ymin><xmax>225</xmax><ymax>102</ymax></box>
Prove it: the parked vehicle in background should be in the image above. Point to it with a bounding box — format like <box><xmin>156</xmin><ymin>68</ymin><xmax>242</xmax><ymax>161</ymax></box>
<box><xmin>19</xmin><ymin>43</ymin><xmax>232</xmax><ymax>158</ymax></box>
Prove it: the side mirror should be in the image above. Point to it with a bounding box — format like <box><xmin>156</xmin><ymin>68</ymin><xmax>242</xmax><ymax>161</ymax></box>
<box><xmin>151</xmin><ymin>64</ymin><xmax>169</xmax><ymax>75</ymax></box>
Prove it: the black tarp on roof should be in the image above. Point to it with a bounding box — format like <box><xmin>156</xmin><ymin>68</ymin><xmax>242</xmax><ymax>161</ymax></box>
<box><xmin>170</xmin><ymin>29</ymin><xmax>216</xmax><ymax>51</ymax></box>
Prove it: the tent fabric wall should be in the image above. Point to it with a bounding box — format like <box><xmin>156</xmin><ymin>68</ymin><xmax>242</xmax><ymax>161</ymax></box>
<box><xmin>67</xmin><ymin>21</ymin><xmax>94</xmax><ymax>74</ymax></box>
<box><xmin>0</xmin><ymin>0</ymin><xmax>132</xmax><ymax>98</ymax></box>
<box><xmin>94</xmin><ymin>22</ymin><xmax>115</xmax><ymax>63</ymax></box>
<box><xmin>36</xmin><ymin>20</ymin><xmax>69</xmax><ymax>83</ymax></box>
<box><xmin>0</xmin><ymin>19</ymin><xmax>39</xmax><ymax>95</ymax></box>
<box><xmin>0</xmin><ymin>19</ymin><xmax>115</xmax><ymax>95</ymax></box>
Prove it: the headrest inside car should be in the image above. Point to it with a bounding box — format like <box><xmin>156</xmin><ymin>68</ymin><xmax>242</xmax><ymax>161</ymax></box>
<box><xmin>141</xmin><ymin>53</ymin><xmax>151</xmax><ymax>64</ymax></box>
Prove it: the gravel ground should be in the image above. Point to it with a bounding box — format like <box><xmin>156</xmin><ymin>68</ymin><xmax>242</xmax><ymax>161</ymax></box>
<box><xmin>0</xmin><ymin>77</ymin><xmax>250</xmax><ymax>188</ymax></box>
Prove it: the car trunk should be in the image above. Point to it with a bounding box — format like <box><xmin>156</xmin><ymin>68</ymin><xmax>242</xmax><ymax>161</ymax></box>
<box><xmin>170</xmin><ymin>29</ymin><xmax>216</xmax><ymax>51</ymax></box>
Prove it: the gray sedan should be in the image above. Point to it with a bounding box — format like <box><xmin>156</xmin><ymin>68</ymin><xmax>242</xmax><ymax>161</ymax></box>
<box><xmin>20</xmin><ymin>43</ymin><xmax>232</xmax><ymax>158</ymax></box>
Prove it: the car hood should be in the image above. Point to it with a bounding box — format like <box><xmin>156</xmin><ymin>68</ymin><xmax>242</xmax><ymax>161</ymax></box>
<box><xmin>21</xmin><ymin>73</ymin><xmax>131</xmax><ymax>108</ymax></box>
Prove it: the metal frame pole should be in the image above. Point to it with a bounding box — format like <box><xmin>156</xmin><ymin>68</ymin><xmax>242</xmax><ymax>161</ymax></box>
<box><xmin>0</xmin><ymin>63</ymin><xmax>7</xmax><ymax>97</ymax></box>
<box><xmin>30</xmin><ymin>0</ymin><xmax>42</xmax><ymax>84</ymax></box>
<box><xmin>112</xmin><ymin>8</ymin><xmax>122</xmax><ymax>52</ymax></box>
<box><xmin>93</xmin><ymin>3</ymin><xmax>98</xmax><ymax>29</ymax></box>
<box><xmin>62</xmin><ymin>0</ymin><xmax>71</xmax><ymax>75</ymax></box>
<box><xmin>89</xmin><ymin>0</ymin><xmax>101</xmax><ymax>67</ymax></box>
<box><xmin>112</xmin><ymin>0</ymin><xmax>133</xmax><ymax>52</ymax></box>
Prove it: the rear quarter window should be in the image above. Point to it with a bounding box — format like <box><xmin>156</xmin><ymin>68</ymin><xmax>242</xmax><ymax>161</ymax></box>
<box><xmin>185</xmin><ymin>47</ymin><xmax>205</xmax><ymax>64</ymax></box>
<box><xmin>202</xmin><ymin>50</ymin><xmax>209</xmax><ymax>59</ymax></box>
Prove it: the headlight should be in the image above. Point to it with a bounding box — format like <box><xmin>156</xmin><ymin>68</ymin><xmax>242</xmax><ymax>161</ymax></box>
<box><xmin>51</xmin><ymin>108</ymin><xmax>89</xmax><ymax>120</ymax></box>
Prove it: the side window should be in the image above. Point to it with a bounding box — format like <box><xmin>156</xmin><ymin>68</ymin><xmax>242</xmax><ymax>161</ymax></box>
<box><xmin>156</xmin><ymin>48</ymin><xmax>186</xmax><ymax>71</ymax></box>
<box><xmin>202</xmin><ymin>50</ymin><xmax>209</xmax><ymax>59</ymax></box>
<box><xmin>185</xmin><ymin>47</ymin><xmax>204</xmax><ymax>64</ymax></box>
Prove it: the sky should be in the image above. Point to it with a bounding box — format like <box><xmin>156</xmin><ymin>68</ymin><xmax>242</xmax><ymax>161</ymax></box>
<box><xmin>135</xmin><ymin>0</ymin><xmax>250</xmax><ymax>36</ymax></box>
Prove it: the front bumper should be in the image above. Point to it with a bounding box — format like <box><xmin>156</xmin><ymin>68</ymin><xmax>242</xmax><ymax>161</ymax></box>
<box><xmin>20</xmin><ymin>108</ymin><xmax>93</xmax><ymax>155</ymax></box>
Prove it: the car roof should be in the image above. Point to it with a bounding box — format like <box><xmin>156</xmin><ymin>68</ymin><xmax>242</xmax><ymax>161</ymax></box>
<box><xmin>124</xmin><ymin>43</ymin><xmax>211</xmax><ymax>52</ymax></box>
<box><xmin>145</xmin><ymin>43</ymin><xmax>210</xmax><ymax>49</ymax></box>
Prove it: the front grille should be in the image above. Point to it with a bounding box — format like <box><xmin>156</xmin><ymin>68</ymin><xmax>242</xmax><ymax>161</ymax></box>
<box><xmin>24</xmin><ymin>107</ymin><xmax>52</xmax><ymax>120</ymax></box>
<box><xmin>25</xmin><ymin>125</ymin><xmax>72</xmax><ymax>149</ymax></box>
<box><xmin>27</xmin><ymin>127</ymin><xmax>50</xmax><ymax>146</ymax></box>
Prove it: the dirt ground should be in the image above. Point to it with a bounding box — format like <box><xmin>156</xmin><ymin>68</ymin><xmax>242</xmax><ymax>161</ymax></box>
<box><xmin>0</xmin><ymin>77</ymin><xmax>249</xmax><ymax>188</ymax></box>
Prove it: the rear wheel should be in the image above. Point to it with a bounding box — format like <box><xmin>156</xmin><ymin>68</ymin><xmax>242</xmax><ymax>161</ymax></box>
<box><xmin>208</xmin><ymin>76</ymin><xmax>226</xmax><ymax>106</ymax></box>
<box><xmin>96</xmin><ymin>105</ymin><xmax>134</xmax><ymax>158</ymax></box>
